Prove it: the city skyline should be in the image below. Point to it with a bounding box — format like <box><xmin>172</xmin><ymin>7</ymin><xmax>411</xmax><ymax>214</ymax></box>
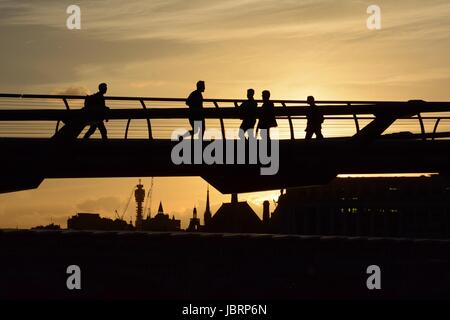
<box><xmin>1</xmin><ymin>0</ymin><xmax>449</xmax><ymax>228</ymax></box>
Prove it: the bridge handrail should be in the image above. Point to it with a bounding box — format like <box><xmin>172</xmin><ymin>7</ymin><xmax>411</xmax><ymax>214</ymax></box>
<box><xmin>1</xmin><ymin>93</ymin><xmax>450</xmax><ymax>105</ymax></box>
<box><xmin>1</xmin><ymin>106</ymin><xmax>450</xmax><ymax>122</ymax></box>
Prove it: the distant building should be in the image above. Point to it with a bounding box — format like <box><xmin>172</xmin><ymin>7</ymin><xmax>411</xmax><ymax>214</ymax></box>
<box><xmin>270</xmin><ymin>175</ymin><xmax>450</xmax><ymax>238</ymax></box>
<box><xmin>141</xmin><ymin>202</ymin><xmax>181</xmax><ymax>232</ymax></box>
<box><xmin>205</xmin><ymin>193</ymin><xmax>263</xmax><ymax>233</ymax></box>
<box><xmin>31</xmin><ymin>223</ymin><xmax>61</xmax><ymax>230</ymax></box>
<box><xmin>67</xmin><ymin>213</ymin><xmax>133</xmax><ymax>231</ymax></box>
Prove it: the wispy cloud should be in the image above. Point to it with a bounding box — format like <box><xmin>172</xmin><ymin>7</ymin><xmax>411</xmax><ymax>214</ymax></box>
<box><xmin>1</xmin><ymin>0</ymin><xmax>449</xmax><ymax>43</ymax></box>
<box><xmin>77</xmin><ymin>196</ymin><xmax>123</xmax><ymax>213</ymax></box>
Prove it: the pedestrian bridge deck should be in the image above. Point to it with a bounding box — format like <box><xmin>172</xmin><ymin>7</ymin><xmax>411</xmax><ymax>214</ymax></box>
<box><xmin>1</xmin><ymin>94</ymin><xmax>450</xmax><ymax>194</ymax></box>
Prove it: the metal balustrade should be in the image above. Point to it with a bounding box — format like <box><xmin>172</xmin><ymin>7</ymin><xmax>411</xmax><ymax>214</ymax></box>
<box><xmin>1</xmin><ymin>93</ymin><xmax>450</xmax><ymax>141</ymax></box>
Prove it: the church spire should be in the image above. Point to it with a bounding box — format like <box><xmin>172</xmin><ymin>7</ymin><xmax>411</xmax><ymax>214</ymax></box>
<box><xmin>157</xmin><ymin>201</ymin><xmax>164</xmax><ymax>214</ymax></box>
<box><xmin>204</xmin><ymin>185</ymin><xmax>212</xmax><ymax>226</ymax></box>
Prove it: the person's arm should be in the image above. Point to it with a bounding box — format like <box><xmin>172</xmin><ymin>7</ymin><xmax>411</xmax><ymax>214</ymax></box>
<box><xmin>101</xmin><ymin>97</ymin><xmax>110</xmax><ymax>122</ymax></box>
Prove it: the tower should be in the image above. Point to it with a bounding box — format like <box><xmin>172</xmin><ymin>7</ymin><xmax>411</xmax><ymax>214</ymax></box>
<box><xmin>204</xmin><ymin>185</ymin><xmax>212</xmax><ymax>226</ymax></box>
<box><xmin>135</xmin><ymin>179</ymin><xmax>145</xmax><ymax>230</ymax></box>
<box><xmin>187</xmin><ymin>206</ymin><xmax>201</xmax><ymax>231</ymax></box>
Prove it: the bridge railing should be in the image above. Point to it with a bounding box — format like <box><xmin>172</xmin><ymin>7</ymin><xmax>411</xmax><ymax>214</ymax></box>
<box><xmin>1</xmin><ymin>93</ymin><xmax>450</xmax><ymax>140</ymax></box>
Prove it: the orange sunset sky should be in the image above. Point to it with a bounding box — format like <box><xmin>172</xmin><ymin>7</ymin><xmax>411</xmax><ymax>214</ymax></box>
<box><xmin>0</xmin><ymin>0</ymin><xmax>449</xmax><ymax>228</ymax></box>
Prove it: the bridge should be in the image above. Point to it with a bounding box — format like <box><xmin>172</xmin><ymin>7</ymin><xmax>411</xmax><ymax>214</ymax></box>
<box><xmin>0</xmin><ymin>93</ymin><xmax>450</xmax><ymax>194</ymax></box>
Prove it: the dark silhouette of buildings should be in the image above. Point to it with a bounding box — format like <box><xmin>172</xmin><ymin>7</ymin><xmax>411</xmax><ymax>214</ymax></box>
<box><xmin>204</xmin><ymin>193</ymin><xmax>263</xmax><ymax>233</ymax></box>
<box><xmin>141</xmin><ymin>202</ymin><xmax>181</xmax><ymax>231</ymax></box>
<box><xmin>66</xmin><ymin>205</ymin><xmax>181</xmax><ymax>232</ymax></box>
<box><xmin>187</xmin><ymin>186</ymin><xmax>269</xmax><ymax>234</ymax></box>
<box><xmin>132</xmin><ymin>180</ymin><xmax>181</xmax><ymax>231</ymax></box>
<box><xmin>31</xmin><ymin>223</ymin><xmax>61</xmax><ymax>230</ymax></box>
<box><xmin>62</xmin><ymin>176</ymin><xmax>450</xmax><ymax>237</ymax></box>
<box><xmin>67</xmin><ymin>213</ymin><xmax>133</xmax><ymax>231</ymax></box>
<box><xmin>270</xmin><ymin>175</ymin><xmax>450</xmax><ymax>238</ymax></box>
<box><xmin>64</xmin><ymin>180</ymin><xmax>180</xmax><ymax>232</ymax></box>
<box><xmin>63</xmin><ymin>176</ymin><xmax>450</xmax><ymax>237</ymax></box>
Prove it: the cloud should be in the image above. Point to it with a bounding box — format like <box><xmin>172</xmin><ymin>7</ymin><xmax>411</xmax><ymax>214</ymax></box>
<box><xmin>76</xmin><ymin>196</ymin><xmax>123</xmax><ymax>213</ymax></box>
<box><xmin>1</xmin><ymin>0</ymin><xmax>449</xmax><ymax>95</ymax></box>
<box><xmin>0</xmin><ymin>23</ymin><xmax>198</xmax><ymax>88</ymax></box>
<box><xmin>1</xmin><ymin>0</ymin><xmax>449</xmax><ymax>44</ymax></box>
<box><xmin>0</xmin><ymin>202</ymin><xmax>73</xmax><ymax>228</ymax></box>
<box><xmin>53</xmin><ymin>85</ymin><xmax>90</xmax><ymax>95</ymax></box>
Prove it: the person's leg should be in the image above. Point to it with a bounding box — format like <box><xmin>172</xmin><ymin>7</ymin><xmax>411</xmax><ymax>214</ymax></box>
<box><xmin>239</xmin><ymin>121</ymin><xmax>251</xmax><ymax>140</ymax></box>
<box><xmin>191</xmin><ymin>120</ymin><xmax>200</xmax><ymax>136</ymax></box>
<box><xmin>261</xmin><ymin>127</ymin><xmax>271</xmax><ymax>142</ymax></box>
<box><xmin>246</xmin><ymin>127</ymin><xmax>255</xmax><ymax>139</ymax></box>
<box><xmin>316</xmin><ymin>130</ymin><xmax>324</xmax><ymax>140</ymax></box>
<box><xmin>181</xmin><ymin>119</ymin><xmax>195</xmax><ymax>138</ymax></box>
<box><xmin>83</xmin><ymin>124</ymin><xmax>97</xmax><ymax>140</ymax></box>
<box><xmin>305</xmin><ymin>131</ymin><xmax>313</xmax><ymax>140</ymax></box>
<box><xmin>200</xmin><ymin>119</ymin><xmax>205</xmax><ymax>138</ymax></box>
<box><xmin>260</xmin><ymin>128</ymin><xmax>272</xmax><ymax>154</ymax></box>
<box><xmin>190</xmin><ymin>119</ymin><xmax>204</xmax><ymax>139</ymax></box>
<box><xmin>239</xmin><ymin>123</ymin><xmax>246</xmax><ymax>140</ymax></box>
<box><xmin>98</xmin><ymin>122</ymin><xmax>108</xmax><ymax>140</ymax></box>
<box><xmin>246</xmin><ymin>120</ymin><xmax>256</xmax><ymax>140</ymax></box>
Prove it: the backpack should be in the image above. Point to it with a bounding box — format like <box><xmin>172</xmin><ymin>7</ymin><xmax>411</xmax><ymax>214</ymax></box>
<box><xmin>83</xmin><ymin>94</ymin><xmax>96</xmax><ymax>109</ymax></box>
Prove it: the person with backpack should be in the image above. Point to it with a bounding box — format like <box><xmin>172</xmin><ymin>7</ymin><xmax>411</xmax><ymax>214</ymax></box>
<box><xmin>83</xmin><ymin>83</ymin><xmax>110</xmax><ymax>140</ymax></box>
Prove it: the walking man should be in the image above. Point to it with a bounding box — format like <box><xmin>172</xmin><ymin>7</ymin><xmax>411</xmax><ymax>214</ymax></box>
<box><xmin>305</xmin><ymin>95</ymin><xmax>324</xmax><ymax>140</ymax></box>
<box><xmin>83</xmin><ymin>83</ymin><xmax>110</xmax><ymax>140</ymax></box>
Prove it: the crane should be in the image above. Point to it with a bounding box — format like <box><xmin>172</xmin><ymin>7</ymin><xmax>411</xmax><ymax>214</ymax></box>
<box><xmin>143</xmin><ymin>177</ymin><xmax>154</xmax><ymax>219</ymax></box>
<box><xmin>115</xmin><ymin>186</ymin><xmax>135</xmax><ymax>221</ymax></box>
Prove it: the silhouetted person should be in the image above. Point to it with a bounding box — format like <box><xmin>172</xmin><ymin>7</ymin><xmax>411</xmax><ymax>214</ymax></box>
<box><xmin>238</xmin><ymin>88</ymin><xmax>258</xmax><ymax>139</ymax></box>
<box><xmin>182</xmin><ymin>80</ymin><xmax>206</xmax><ymax>138</ymax></box>
<box><xmin>305</xmin><ymin>95</ymin><xmax>324</xmax><ymax>140</ymax></box>
<box><xmin>257</xmin><ymin>90</ymin><xmax>278</xmax><ymax>140</ymax></box>
<box><xmin>83</xmin><ymin>83</ymin><xmax>109</xmax><ymax>140</ymax></box>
